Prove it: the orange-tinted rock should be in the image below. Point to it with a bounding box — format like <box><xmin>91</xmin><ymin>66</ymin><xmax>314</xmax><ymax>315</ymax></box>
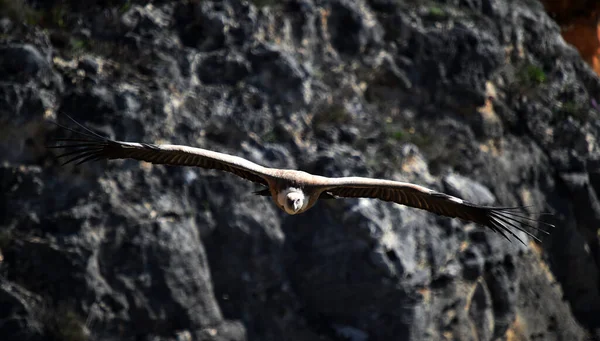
<box><xmin>541</xmin><ymin>0</ymin><xmax>600</xmax><ymax>75</ymax></box>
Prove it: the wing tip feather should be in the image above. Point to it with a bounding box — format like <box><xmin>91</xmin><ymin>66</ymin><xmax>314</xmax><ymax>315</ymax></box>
<box><xmin>481</xmin><ymin>206</ymin><xmax>553</xmax><ymax>244</ymax></box>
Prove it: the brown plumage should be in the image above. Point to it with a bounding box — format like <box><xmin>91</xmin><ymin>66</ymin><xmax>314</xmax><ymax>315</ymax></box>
<box><xmin>48</xmin><ymin>117</ymin><xmax>554</xmax><ymax>245</ymax></box>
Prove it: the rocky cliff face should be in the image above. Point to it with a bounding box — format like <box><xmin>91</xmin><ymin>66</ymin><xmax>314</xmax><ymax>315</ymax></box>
<box><xmin>1</xmin><ymin>0</ymin><xmax>599</xmax><ymax>340</ymax></box>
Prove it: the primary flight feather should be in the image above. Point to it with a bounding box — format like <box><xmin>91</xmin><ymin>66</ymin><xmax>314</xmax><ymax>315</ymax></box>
<box><xmin>48</xmin><ymin>117</ymin><xmax>553</xmax><ymax>245</ymax></box>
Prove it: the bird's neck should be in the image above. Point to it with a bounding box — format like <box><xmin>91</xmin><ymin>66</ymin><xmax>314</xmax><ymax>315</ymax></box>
<box><xmin>278</xmin><ymin>187</ymin><xmax>303</xmax><ymax>202</ymax></box>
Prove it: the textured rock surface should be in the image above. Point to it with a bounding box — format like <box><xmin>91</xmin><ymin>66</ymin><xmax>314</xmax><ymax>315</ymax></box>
<box><xmin>0</xmin><ymin>0</ymin><xmax>599</xmax><ymax>340</ymax></box>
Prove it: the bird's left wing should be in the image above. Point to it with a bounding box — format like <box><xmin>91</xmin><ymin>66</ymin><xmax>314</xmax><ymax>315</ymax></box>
<box><xmin>48</xmin><ymin>120</ymin><xmax>271</xmax><ymax>186</ymax></box>
<box><xmin>318</xmin><ymin>177</ymin><xmax>553</xmax><ymax>244</ymax></box>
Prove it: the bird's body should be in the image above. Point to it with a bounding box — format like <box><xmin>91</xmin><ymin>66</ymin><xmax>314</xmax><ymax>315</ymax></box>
<box><xmin>48</xmin><ymin>117</ymin><xmax>554</xmax><ymax>244</ymax></box>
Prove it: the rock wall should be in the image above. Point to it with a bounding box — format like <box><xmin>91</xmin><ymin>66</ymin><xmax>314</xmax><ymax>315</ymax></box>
<box><xmin>0</xmin><ymin>0</ymin><xmax>599</xmax><ymax>340</ymax></box>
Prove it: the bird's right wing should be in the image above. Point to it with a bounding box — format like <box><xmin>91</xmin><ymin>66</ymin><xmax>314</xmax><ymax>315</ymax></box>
<box><xmin>48</xmin><ymin>119</ymin><xmax>272</xmax><ymax>186</ymax></box>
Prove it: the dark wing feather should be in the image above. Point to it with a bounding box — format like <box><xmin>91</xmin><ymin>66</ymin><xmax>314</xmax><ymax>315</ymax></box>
<box><xmin>320</xmin><ymin>177</ymin><xmax>553</xmax><ymax>245</ymax></box>
<box><xmin>48</xmin><ymin>122</ymin><xmax>271</xmax><ymax>186</ymax></box>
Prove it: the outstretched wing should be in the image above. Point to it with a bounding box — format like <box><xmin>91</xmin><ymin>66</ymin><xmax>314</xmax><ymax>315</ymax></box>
<box><xmin>47</xmin><ymin>119</ymin><xmax>272</xmax><ymax>186</ymax></box>
<box><xmin>319</xmin><ymin>177</ymin><xmax>553</xmax><ymax>244</ymax></box>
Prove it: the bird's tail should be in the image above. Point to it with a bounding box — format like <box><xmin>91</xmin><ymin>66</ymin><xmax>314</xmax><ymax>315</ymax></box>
<box><xmin>252</xmin><ymin>188</ymin><xmax>271</xmax><ymax>196</ymax></box>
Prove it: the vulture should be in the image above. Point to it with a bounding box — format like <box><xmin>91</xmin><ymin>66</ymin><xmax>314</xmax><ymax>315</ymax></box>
<box><xmin>48</xmin><ymin>116</ymin><xmax>553</xmax><ymax>245</ymax></box>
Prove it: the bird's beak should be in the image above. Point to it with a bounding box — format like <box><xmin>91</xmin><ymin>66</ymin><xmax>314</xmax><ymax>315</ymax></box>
<box><xmin>293</xmin><ymin>199</ymin><xmax>302</xmax><ymax>212</ymax></box>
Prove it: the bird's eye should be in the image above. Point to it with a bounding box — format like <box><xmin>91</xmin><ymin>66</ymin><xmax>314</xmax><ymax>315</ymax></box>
<box><xmin>287</xmin><ymin>197</ymin><xmax>295</xmax><ymax>207</ymax></box>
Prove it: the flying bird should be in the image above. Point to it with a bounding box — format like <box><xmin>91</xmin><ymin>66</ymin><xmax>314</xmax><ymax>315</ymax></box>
<box><xmin>48</xmin><ymin>117</ymin><xmax>553</xmax><ymax>245</ymax></box>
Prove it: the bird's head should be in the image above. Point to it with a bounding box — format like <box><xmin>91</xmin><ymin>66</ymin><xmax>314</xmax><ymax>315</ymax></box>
<box><xmin>280</xmin><ymin>189</ymin><xmax>305</xmax><ymax>215</ymax></box>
